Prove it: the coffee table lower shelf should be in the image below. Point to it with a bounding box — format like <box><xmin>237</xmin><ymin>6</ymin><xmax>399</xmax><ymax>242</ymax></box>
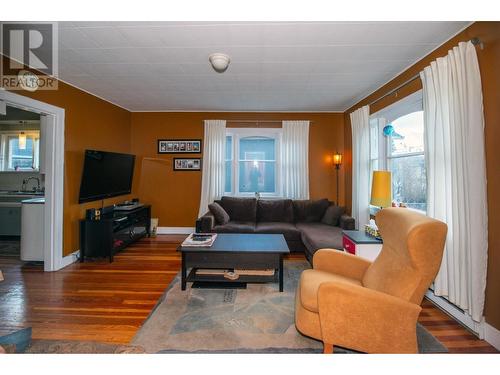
<box><xmin>185</xmin><ymin>268</ymin><xmax>278</xmax><ymax>289</ymax></box>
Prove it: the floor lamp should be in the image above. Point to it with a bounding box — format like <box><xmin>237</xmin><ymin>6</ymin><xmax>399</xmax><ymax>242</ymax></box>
<box><xmin>333</xmin><ymin>152</ymin><xmax>342</xmax><ymax>205</ymax></box>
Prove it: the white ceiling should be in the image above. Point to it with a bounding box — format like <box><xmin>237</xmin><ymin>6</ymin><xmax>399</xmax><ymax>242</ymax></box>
<box><xmin>57</xmin><ymin>21</ymin><xmax>470</xmax><ymax>112</ymax></box>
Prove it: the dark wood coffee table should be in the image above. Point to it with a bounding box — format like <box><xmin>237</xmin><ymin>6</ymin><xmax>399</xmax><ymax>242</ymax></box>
<box><xmin>178</xmin><ymin>233</ymin><xmax>290</xmax><ymax>292</ymax></box>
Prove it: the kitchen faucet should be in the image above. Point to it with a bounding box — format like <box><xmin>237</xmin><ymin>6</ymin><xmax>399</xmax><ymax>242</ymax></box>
<box><xmin>22</xmin><ymin>177</ymin><xmax>41</xmax><ymax>192</ymax></box>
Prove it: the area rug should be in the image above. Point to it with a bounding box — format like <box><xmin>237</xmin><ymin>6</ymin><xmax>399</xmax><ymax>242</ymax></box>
<box><xmin>132</xmin><ymin>259</ymin><xmax>447</xmax><ymax>354</ymax></box>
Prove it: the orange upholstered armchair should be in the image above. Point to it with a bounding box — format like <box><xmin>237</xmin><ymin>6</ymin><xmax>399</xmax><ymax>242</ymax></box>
<box><xmin>295</xmin><ymin>207</ymin><xmax>447</xmax><ymax>353</ymax></box>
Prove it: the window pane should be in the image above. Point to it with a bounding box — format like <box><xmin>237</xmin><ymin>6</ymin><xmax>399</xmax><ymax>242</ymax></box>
<box><xmin>390</xmin><ymin>154</ymin><xmax>426</xmax><ymax>211</ymax></box>
<box><xmin>225</xmin><ymin>136</ymin><xmax>232</xmax><ymax>192</ymax></box>
<box><xmin>389</xmin><ymin>111</ymin><xmax>424</xmax><ymax>156</ymax></box>
<box><xmin>225</xmin><ymin>136</ymin><xmax>232</xmax><ymax>160</ymax></box>
<box><xmin>238</xmin><ymin>161</ymin><xmax>275</xmax><ymax>193</ymax></box>
<box><xmin>225</xmin><ymin>160</ymin><xmax>232</xmax><ymax>193</ymax></box>
<box><xmin>9</xmin><ymin>137</ymin><xmax>34</xmax><ymax>170</ymax></box>
<box><xmin>239</xmin><ymin>137</ymin><xmax>275</xmax><ymax>160</ymax></box>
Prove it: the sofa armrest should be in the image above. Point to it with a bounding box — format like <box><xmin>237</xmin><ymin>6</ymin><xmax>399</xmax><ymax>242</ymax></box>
<box><xmin>196</xmin><ymin>212</ymin><xmax>215</xmax><ymax>233</ymax></box>
<box><xmin>317</xmin><ymin>281</ymin><xmax>421</xmax><ymax>353</ymax></box>
<box><xmin>339</xmin><ymin>214</ymin><xmax>355</xmax><ymax>230</ymax></box>
<box><xmin>312</xmin><ymin>248</ymin><xmax>371</xmax><ymax>281</ymax></box>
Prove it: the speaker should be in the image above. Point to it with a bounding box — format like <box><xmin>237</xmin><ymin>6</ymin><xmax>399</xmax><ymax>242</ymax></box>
<box><xmin>85</xmin><ymin>208</ymin><xmax>101</xmax><ymax>220</ymax></box>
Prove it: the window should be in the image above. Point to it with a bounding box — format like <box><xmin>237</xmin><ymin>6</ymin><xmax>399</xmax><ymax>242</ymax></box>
<box><xmin>225</xmin><ymin>128</ymin><xmax>281</xmax><ymax>196</ymax></box>
<box><xmin>0</xmin><ymin>131</ymin><xmax>40</xmax><ymax>171</ymax></box>
<box><xmin>370</xmin><ymin>91</ymin><xmax>426</xmax><ymax>212</ymax></box>
<box><xmin>387</xmin><ymin>112</ymin><xmax>426</xmax><ymax>211</ymax></box>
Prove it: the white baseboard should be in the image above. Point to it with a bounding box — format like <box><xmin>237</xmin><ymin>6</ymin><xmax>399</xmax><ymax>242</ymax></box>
<box><xmin>58</xmin><ymin>250</ymin><xmax>80</xmax><ymax>270</ymax></box>
<box><xmin>157</xmin><ymin>227</ymin><xmax>195</xmax><ymax>234</ymax></box>
<box><xmin>425</xmin><ymin>290</ymin><xmax>484</xmax><ymax>337</ymax></box>
<box><xmin>485</xmin><ymin>322</ymin><xmax>500</xmax><ymax>350</ymax></box>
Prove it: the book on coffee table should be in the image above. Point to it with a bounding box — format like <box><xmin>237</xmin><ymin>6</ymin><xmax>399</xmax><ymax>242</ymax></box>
<box><xmin>181</xmin><ymin>233</ymin><xmax>217</xmax><ymax>247</ymax></box>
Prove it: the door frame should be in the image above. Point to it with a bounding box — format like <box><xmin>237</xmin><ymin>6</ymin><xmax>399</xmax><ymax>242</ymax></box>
<box><xmin>0</xmin><ymin>89</ymin><xmax>65</xmax><ymax>271</ymax></box>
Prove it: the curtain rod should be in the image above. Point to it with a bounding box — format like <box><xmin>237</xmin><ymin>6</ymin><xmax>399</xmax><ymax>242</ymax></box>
<box><xmin>222</xmin><ymin>119</ymin><xmax>315</xmax><ymax>123</ymax></box>
<box><xmin>366</xmin><ymin>38</ymin><xmax>483</xmax><ymax>108</ymax></box>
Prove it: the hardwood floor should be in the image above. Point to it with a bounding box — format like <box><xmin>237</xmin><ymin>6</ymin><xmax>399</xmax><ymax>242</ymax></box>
<box><xmin>0</xmin><ymin>235</ymin><xmax>497</xmax><ymax>353</ymax></box>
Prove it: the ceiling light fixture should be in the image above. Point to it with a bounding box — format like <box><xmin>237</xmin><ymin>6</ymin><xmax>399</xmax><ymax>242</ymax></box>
<box><xmin>208</xmin><ymin>53</ymin><xmax>230</xmax><ymax>73</ymax></box>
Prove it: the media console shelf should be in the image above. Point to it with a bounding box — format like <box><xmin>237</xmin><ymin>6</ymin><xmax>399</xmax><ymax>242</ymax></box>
<box><xmin>79</xmin><ymin>205</ymin><xmax>151</xmax><ymax>262</ymax></box>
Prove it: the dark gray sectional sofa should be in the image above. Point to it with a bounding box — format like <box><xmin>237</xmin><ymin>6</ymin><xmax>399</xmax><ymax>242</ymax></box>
<box><xmin>196</xmin><ymin>196</ymin><xmax>355</xmax><ymax>262</ymax></box>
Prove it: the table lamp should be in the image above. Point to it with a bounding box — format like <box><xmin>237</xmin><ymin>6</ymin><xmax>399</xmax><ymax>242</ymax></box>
<box><xmin>370</xmin><ymin>171</ymin><xmax>392</xmax><ymax>209</ymax></box>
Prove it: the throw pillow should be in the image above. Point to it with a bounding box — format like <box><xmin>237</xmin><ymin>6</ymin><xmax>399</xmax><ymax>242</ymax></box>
<box><xmin>208</xmin><ymin>202</ymin><xmax>230</xmax><ymax>225</ymax></box>
<box><xmin>220</xmin><ymin>196</ymin><xmax>257</xmax><ymax>222</ymax></box>
<box><xmin>257</xmin><ymin>199</ymin><xmax>294</xmax><ymax>222</ymax></box>
<box><xmin>293</xmin><ymin>198</ymin><xmax>330</xmax><ymax>222</ymax></box>
<box><xmin>321</xmin><ymin>205</ymin><xmax>346</xmax><ymax>226</ymax></box>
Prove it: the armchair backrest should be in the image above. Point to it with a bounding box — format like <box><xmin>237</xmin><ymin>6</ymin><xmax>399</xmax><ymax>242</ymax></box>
<box><xmin>362</xmin><ymin>208</ymin><xmax>448</xmax><ymax>305</ymax></box>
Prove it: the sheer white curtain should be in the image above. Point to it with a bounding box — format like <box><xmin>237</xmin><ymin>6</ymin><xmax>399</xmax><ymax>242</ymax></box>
<box><xmin>198</xmin><ymin>119</ymin><xmax>226</xmax><ymax>217</ymax></box>
<box><xmin>421</xmin><ymin>41</ymin><xmax>488</xmax><ymax>322</ymax></box>
<box><xmin>281</xmin><ymin>120</ymin><xmax>310</xmax><ymax>199</ymax></box>
<box><xmin>350</xmin><ymin>105</ymin><xmax>371</xmax><ymax>229</ymax></box>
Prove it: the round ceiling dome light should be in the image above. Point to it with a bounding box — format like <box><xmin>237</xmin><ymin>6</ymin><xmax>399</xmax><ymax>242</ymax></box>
<box><xmin>209</xmin><ymin>53</ymin><xmax>230</xmax><ymax>73</ymax></box>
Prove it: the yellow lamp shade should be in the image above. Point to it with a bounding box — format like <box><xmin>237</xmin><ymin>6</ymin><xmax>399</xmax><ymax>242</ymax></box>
<box><xmin>370</xmin><ymin>171</ymin><xmax>392</xmax><ymax>208</ymax></box>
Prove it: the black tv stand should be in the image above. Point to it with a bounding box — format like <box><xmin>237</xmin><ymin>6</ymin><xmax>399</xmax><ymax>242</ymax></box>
<box><xmin>79</xmin><ymin>204</ymin><xmax>151</xmax><ymax>262</ymax></box>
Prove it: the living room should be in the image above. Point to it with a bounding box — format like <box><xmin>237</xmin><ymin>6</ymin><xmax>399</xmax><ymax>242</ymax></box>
<box><xmin>1</xmin><ymin>1</ymin><xmax>499</xmax><ymax>373</ymax></box>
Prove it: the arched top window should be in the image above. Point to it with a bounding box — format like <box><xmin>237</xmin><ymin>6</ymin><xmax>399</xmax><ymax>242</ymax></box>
<box><xmin>225</xmin><ymin>129</ymin><xmax>281</xmax><ymax>196</ymax></box>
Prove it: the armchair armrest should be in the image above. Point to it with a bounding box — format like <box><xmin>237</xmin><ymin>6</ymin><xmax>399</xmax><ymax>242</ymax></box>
<box><xmin>317</xmin><ymin>282</ymin><xmax>422</xmax><ymax>353</ymax></box>
<box><xmin>339</xmin><ymin>214</ymin><xmax>355</xmax><ymax>230</ymax></box>
<box><xmin>313</xmin><ymin>249</ymin><xmax>371</xmax><ymax>281</ymax></box>
<box><xmin>196</xmin><ymin>212</ymin><xmax>215</xmax><ymax>233</ymax></box>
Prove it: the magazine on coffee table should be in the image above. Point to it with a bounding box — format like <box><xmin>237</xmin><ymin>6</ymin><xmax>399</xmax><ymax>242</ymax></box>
<box><xmin>181</xmin><ymin>233</ymin><xmax>217</xmax><ymax>247</ymax></box>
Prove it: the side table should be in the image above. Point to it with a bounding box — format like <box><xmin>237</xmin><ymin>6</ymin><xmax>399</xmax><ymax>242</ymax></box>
<box><xmin>342</xmin><ymin>230</ymin><xmax>383</xmax><ymax>262</ymax></box>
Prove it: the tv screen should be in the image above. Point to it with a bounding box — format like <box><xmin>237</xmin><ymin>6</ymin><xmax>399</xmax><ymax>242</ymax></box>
<box><xmin>78</xmin><ymin>150</ymin><xmax>135</xmax><ymax>203</ymax></box>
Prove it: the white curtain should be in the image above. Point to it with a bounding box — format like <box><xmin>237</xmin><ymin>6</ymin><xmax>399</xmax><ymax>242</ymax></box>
<box><xmin>421</xmin><ymin>41</ymin><xmax>488</xmax><ymax>322</ymax></box>
<box><xmin>281</xmin><ymin>121</ymin><xmax>310</xmax><ymax>199</ymax></box>
<box><xmin>198</xmin><ymin>119</ymin><xmax>226</xmax><ymax>217</ymax></box>
<box><xmin>350</xmin><ymin>105</ymin><xmax>371</xmax><ymax>229</ymax></box>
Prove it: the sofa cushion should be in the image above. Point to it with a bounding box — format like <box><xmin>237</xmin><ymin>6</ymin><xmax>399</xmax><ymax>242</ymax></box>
<box><xmin>293</xmin><ymin>199</ymin><xmax>330</xmax><ymax>222</ymax></box>
<box><xmin>255</xmin><ymin>222</ymin><xmax>301</xmax><ymax>241</ymax></box>
<box><xmin>321</xmin><ymin>205</ymin><xmax>346</xmax><ymax>226</ymax></box>
<box><xmin>220</xmin><ymin>197</ymin><xmax>257</xmax><ymax>222</ymax></box>
<box><xmin>257</xmin><ymin>199</ymin><xmax>294</xmax><ymax>223</ymax></box>
<box><xmin>299</xmin><ymin>269</ymin><xmax>361</xmax><ymax>312</ymax></box>
<box><xmin>296</xmin><ymin>222</ymin><xmax>344</xmax><ymax>252</ymax></box>
<box><xmin>208</xmin><ymin>202</ymin><xmax>230</xmax><ymax>225</ymax></box>
<box><xmin>212</xmin><ymin>221</ymin><xmax>256</xmax><ymax>233</ymax></box>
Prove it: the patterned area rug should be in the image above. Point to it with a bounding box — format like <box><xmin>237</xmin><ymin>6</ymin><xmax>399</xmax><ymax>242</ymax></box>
<box><xmin>131</xmin><ymin>259</ymin><xmax>447</xmax><ymax>354</ymax></box>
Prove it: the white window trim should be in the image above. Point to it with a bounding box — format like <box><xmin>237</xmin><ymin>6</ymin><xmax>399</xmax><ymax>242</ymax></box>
<box><xmin>225</xmin><ymin>127</ymin><xmax>282</xmax><ymax>198</ymax></box>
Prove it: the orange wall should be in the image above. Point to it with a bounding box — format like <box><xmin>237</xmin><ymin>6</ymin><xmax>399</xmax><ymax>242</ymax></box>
<box><xmin>8</xmin><ymin>79</ymin><xmax>132</xmax><ymax>256</ymax></box>
<box><xmin>130</xmin><ymin>112</ymin><xmax>344</xmax><ymax>227</ymax></box>
<box><xmin>343</xmin><ymin>22</ymin><xmax>500</xmax><ymax>329</ymax></box>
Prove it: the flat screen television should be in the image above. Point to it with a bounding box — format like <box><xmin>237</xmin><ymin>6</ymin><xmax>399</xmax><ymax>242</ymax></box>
<box><xmin>78</xmin><ymin>150</ymin><xmax>135</xmax><ymax>203</ymax></box>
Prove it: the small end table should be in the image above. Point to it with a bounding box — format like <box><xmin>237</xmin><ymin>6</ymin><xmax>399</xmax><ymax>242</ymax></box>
<box><xmin>342</xmin><ymin>230</ymin><xmax>383</xmax><ymax>262</ymax></box>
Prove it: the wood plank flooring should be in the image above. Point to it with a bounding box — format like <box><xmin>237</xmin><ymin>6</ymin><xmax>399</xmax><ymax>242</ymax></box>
<box><xmin>0</xmin><ymin>235</ymin><xmax>497</xmax><ymax>353</ymax></box>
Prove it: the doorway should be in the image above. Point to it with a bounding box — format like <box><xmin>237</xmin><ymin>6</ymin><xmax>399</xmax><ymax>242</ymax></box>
<box><xmin>0</xmin><ymin>90</ymin><xmax>65</xmax><ymax>272</ymax></box>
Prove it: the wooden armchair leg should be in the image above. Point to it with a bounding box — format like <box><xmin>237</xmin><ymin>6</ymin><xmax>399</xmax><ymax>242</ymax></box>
<box><xmin>323</xmin><ymin>343</ymin><xmax>334</xmax><ymax>354</ymax></box>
